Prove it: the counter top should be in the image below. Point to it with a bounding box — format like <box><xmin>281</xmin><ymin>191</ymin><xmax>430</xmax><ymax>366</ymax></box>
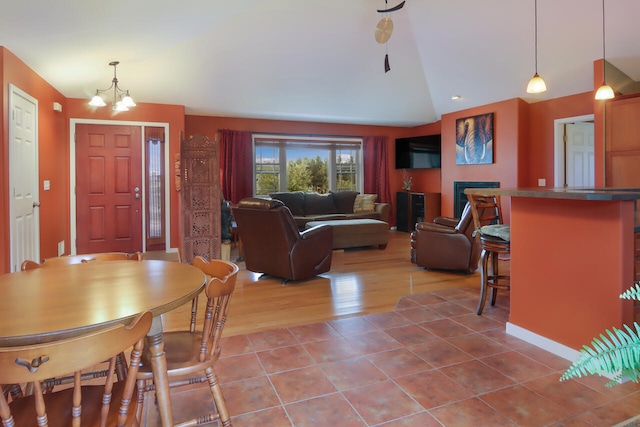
<box><xmin>464</xmin><ymin>187</ymin><xmax>640</xmax><ymax>201</ymax></box>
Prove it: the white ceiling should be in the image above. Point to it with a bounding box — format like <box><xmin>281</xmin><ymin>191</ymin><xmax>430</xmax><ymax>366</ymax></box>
<box><xmin>2</xmin><ymin>0</ymin><xmax>639</xmax><ymax>127</ymax></box>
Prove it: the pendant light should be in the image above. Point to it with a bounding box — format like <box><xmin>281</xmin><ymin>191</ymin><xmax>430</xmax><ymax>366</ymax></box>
<box><xmin>526</xmin><ymin>0</ymin><xmax>547</xmax><ymax>93</ymax></box>
<box><xmin>595</xmin><ymin>0</ymin><xmax>614</xmax><ymax>100</ymax></box>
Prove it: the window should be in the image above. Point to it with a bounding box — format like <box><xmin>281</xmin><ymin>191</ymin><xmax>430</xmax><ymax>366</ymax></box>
<box><xmin>253</xmin><ymin>135</ymin><xmax>363</xmax><ymax>196</ymax></box>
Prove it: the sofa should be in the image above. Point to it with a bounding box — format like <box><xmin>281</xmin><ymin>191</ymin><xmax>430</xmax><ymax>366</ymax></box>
<box><xmin>269</xmin><ymin>191</ymin><xmax>390</xmax><ymax>230</ymax></box>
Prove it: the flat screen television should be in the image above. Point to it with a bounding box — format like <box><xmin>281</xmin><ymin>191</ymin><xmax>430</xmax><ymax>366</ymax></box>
<box><xmin>395</xmin><ymin>135</ymin><xmax>441</xmax><ymax>169</ymax></box>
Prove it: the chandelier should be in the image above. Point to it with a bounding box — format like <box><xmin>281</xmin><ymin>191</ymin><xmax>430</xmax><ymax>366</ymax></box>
<box><xmin>89</xmin><ymin>61</ymin><xmax>136</xmax><ymax>111</ymax></box>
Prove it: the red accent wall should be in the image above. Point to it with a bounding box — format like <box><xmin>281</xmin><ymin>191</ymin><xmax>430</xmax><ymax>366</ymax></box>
<box><xmin>0</xmin><ymin>47</ymin><xmax>67</xmax><ymax>274</ymax></box>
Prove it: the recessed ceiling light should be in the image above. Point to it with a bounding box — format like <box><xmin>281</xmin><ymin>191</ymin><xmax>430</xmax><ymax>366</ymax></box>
<box><xmin>451</xmin><ymin>94</ymin><xmax>461</xmax><ymax>100</ymax></box>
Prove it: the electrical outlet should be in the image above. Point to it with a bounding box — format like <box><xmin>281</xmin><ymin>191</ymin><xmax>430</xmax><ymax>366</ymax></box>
<box><xmin>57</xmin><ymin>241</ymin><xmax>64</xmax><ymax>256</ymax></box>
<box><xmin>538</xmin><ymin>178</ymin><xmax>546</xmax><ymax>187</ymax></box>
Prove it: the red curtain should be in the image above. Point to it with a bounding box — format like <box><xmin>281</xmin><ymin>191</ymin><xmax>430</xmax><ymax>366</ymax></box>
<box><xmin>363</xmin><ymin>135</ymin><xmax>393</xmax><ymax>224</ymax></box>
<box><xmin>219</xmin><ymin>129</ymin><xmax>253</xmax><ymax>204</ymax></box>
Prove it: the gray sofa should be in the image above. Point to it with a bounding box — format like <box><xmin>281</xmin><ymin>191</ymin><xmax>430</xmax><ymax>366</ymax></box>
<box><xmin>269</xmin><ymin>191</ymin><xmax>390</xmax><ymax>230</ymax></box>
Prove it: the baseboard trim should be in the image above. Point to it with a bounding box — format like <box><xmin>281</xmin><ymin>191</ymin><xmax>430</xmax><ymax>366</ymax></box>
<box><xmin>506</xmin><ymin>322</ymin><xmax>580</xmax><ymax>362</ymax></box>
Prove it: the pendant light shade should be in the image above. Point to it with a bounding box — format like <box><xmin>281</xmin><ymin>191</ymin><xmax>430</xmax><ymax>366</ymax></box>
<box><xmin>595</xmin><ymin>83</ymin><xmax>615</xmax><ymax>100</ymax></box>
<box><xmin>595</xmin><ymin>0</ymin><xmax>614</xmax><ymax>100</ymax></box>
<box><xmin>527</xmin><ymin>73</ymin><xmax>547</xmax><ymax>94</ymax></box>
<box><xmin>526</xmin><ymin>0</ymin><xmax>546</xmax><ymax>93</ymax></box>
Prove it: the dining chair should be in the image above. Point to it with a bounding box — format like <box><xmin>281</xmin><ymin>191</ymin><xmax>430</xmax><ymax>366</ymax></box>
<box><xmin>21</xmin><ymin>251</ymin><xmax>143</xmax><ymax>270</ymax></box>
<box><xmin>0</xmin><ymin>311</ymin><xmax>151</xmax><ymax>427</ymax></box>
<box><xmin>466</xmin><ymin>192</ymin><xmax>511</xmax><ymax>315</ymax></box>
<box><xmin>136</xmin><ymin>256</ymin><xmax>239</xmax><ymax>427</ymax></box>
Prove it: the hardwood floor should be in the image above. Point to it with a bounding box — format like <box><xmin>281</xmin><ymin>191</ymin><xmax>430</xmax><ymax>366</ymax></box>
<box><xmin>161</xmin><ymin>231</ymin><xmax>485</xmax><ymax>337</ymax></box>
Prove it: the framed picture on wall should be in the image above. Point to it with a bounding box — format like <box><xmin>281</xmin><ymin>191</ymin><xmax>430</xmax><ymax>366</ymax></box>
<box><xmin>455</xmin><ymin>112</ymin><xmax>494</xmax><ymax>165</ymax></box>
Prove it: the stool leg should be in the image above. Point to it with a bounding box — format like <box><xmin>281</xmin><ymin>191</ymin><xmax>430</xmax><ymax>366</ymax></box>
<box><xmin>477</xmin><ymin>249</ymin><xmax>489</xmax><ymax>315</ymax></box>
<box><xmin>490</xmin><ymin>253</ymin><xmax>498</xmax><ymax>306</ymax></box>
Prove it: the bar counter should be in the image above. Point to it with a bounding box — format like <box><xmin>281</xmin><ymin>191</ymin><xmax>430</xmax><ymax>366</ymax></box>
<box><xmin>465</xmin><ymin>187</ymin><xmax>640</xmax><ymax>360</ymax></box>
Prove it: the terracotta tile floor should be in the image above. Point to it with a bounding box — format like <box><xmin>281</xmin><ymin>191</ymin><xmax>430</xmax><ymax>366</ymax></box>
<box><xmin>144</xmin><ymin>287</ymin><xmax>640</xmax><ymax>426</ymax></box>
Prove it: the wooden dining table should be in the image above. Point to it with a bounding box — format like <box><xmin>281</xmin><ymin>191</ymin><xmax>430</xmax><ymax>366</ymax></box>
<box><xmin>0</xmin><ymin>259</ymin><xmax>206</xmax><ymax>427</ymax></box>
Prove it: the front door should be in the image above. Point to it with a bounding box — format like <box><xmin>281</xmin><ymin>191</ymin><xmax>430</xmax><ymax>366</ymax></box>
<box><xmin>75</xmin><ymin>124</ymin><xmax>142</xmax><ymax>254</ymax></box>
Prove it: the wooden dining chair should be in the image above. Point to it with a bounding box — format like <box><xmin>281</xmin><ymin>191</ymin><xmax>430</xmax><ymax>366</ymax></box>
<box><xmin>21</xmin><ymin>252</ymin><xmax>143</xmax><ymax>270</ymax></box>
<box><xmin>467</xmin><ymin>192</ymin><xmax>511</xmax><ymax>315</ymax></box>
<box><xmin>136</xmin><ymin>257</ymin><xmax>239</xmax><ymax>427</ymax></box>
<box><xmin>0</xmin><ymin>311</ymin><xmax>151</xmax><ymax>427</ymax></box>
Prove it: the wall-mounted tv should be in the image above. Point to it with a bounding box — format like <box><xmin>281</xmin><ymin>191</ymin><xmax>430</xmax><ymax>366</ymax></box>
<box><xmin>395</xmin><ymin>135</ymin><xmax>441</xmax><ymax>169</ymax></box>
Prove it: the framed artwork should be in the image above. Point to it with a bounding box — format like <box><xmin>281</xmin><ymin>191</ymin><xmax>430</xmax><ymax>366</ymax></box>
<box><xmin>455</xmin><ymin>112</ymin><xmax>494</xmax><ymax>165</ymax></box>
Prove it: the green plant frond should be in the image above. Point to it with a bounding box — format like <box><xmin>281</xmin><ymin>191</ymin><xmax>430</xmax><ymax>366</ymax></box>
<box><xmin>560</xmin><ymin>326</ymin><xmax>640</xmax><ymax>384</ymax></box>
<box><xmin>620</xmin><ymin>282</ymin><xmax>640</xmax><ymax>301</ymax></box>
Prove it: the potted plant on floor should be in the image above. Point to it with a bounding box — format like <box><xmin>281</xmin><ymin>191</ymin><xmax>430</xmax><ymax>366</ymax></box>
<box><xmin>560</xmin><ymin>282</ymin><xmax>640</xmax><ymax>387</ymax></box>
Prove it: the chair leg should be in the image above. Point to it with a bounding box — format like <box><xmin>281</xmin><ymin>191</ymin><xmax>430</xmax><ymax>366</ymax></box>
<box><xmin>476</xmin><ymin>249</ymin><xmax>489</xmax><ymax>315</ymax></box>
<box><xmin>206</xmin><ymin>366</ymin><xmax>232</xmax><ymax>427</ymax></box>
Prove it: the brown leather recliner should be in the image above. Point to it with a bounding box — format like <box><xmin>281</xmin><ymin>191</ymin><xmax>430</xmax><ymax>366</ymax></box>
<box><xmin>410</xmin><ymin>202</ymin><xmax>481</xmax><ymax>273</ymax></box>
<box><xmin>232</xmin><ymin>197</ymin><xmax>333</xmax><ymax>283</ymax></box>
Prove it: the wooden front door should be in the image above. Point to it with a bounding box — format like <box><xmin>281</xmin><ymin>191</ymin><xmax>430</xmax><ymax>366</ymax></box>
<box><xmin>75</xmin><ymin>124</ymin><xmax>142</xmax><ymax>254</ymax></box>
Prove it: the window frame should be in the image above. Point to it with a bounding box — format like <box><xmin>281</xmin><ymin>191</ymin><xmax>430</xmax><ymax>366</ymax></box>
<box><xmin>252</xmin><ymin>134</ymin><xmax>363</xmax><ymax>196</ymax></box>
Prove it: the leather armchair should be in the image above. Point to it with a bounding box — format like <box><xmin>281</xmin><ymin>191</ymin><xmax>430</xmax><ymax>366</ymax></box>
<box><xmin>410</xmin><ymin>202</ymin><xmax>480</xmax><ymax>273</ymax></box>
<box><xmin>232</xmin><ymin>197</ymin><xmax>333</xmax><ymax>283</ymax></box>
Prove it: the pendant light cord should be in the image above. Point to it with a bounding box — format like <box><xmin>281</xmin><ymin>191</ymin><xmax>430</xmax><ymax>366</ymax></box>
<box><xmin>601</xmin><ymin>0</ymin><xmax>606</xmax><ymax>64</ymax></box>
<box><xmin>534</xmin><ymin>0</ymin><xmax>538</xmax><ymax>73</ymax></box>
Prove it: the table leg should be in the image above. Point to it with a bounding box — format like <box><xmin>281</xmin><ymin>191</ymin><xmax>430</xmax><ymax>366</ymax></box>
<box><xmin>147</xmin><ymin>316</ymin><xmax>173</xmax><ymax>427</ymax></box>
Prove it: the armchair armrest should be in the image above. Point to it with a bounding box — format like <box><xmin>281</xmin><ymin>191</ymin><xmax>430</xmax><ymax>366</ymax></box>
<box><xmin>433</xmin><ymin>216</ymin><xmax>459</xmax><ymax>228</ymax></box>
<box><xmin>300</xmin><ymin>224</ymin><xmax>332</xmax><ymax>240</ymax></box>
<box><xmin>415</xmin><ymin>222</ymin><xmax>458</xmax><ymax>234</ymax></box>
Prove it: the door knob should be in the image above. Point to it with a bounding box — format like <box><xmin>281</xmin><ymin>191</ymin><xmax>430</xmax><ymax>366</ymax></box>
<box><xmin>33</xmin><ymin>201</ymin><xmax>41</xmax><ymax>208</ymax></box>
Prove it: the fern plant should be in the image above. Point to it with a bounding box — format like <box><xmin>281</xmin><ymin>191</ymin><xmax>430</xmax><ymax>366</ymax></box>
<box><xmin>560</xmin><ymin>282</ymin><xmax>640</xmax><ymax>387</ymax></box>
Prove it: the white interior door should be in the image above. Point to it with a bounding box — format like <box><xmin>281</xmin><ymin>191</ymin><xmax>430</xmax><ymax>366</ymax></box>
<box><xmin>565</xmin><ymin>122</ymin><xmax>595</xmax><ymax>187</ymax></box>
<box><xmin>9</xmin><ymin>84</ymin><xmax>39</xmax><ymax>272</ymax></box>
<box><xmin>554</xmin><ymin>115</ymin><xmax>595</xmax><ymax>188</ymax></box>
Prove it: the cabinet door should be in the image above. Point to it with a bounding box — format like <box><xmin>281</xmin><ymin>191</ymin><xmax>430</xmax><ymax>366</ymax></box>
<box><xmin>396</xmin><ymin>192</ymin><xmax>410</xmax><ymax>232</ymax></box>
<box><xmin>410</xmin><ymin>193</ymin><xmax>425</xmax><ymax>226</ymax></box>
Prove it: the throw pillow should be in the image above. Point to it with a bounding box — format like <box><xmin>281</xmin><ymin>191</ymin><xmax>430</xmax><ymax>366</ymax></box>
<box><xmin>353</xmin><ymin>194</ymin><xmax>377</xmax><ymax>213</ymax></box>
<box><xmin>269</xmin><ymin>191</ymin><xmax>305</xmax><ymax>216</ymax></box>
<box><xmin>330</xmin><ymin>190</ymin><xmax>359</xmax><ymax>214</ymax></box>
<box><xmin>304</xmin><ymin>193</ymin><xmax>337</xmax><ymax>215</ymax></box>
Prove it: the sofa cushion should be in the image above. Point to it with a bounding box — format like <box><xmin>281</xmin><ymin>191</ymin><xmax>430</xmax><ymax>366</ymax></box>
<box><xmin>330</xmin><ymin>190</ymin><xmax>359</xmax><ymax>214</ymax></box>
<box><xmin>353</xmin><ymin>194</ymin><xmax>377</xmax><ymax>213</ymax></box>
<box><xmin>304</xmin><ymin>193</ymin><xmax>337</xmax><ymax>215</ymax></box>
<box><xmin>270</xmin><ymin>191</ymin><xmax>305</xmax><ymax>216</ymax></box>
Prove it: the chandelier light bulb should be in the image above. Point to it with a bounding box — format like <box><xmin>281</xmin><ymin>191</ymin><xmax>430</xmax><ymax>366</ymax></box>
<box><xmin>89</xmin><ymin>92</ymin><xmax>106</xmax><ymax>107</ymax></box>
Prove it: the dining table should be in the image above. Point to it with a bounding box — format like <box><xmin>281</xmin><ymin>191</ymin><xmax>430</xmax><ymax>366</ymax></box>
<box><xmin>0</xmin><ymin>259</ymin><xmax>206</xmax><ymax>427</ymax></box>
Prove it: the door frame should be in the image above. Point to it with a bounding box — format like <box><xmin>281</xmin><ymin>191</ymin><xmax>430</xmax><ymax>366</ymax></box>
<box><xmin>69</xmin><ymin>119</ymin><xmax>172</xmax><ymax>255</ymax></box>
<box><xmin>553</xmin><ymin>114</ymin><xmax>594</xmax><ymax>188</ymax></box>
<box><xmin>9</xmin><ymin>84</ymin><xmax>39</xmax><ymax>271</ymax></box>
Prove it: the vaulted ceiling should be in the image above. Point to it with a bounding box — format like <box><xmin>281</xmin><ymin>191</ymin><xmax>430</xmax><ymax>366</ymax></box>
<box><xmin>2</xmin><ymin>0</ymin><xmax>639</xmax><ymax>126</ymax></box>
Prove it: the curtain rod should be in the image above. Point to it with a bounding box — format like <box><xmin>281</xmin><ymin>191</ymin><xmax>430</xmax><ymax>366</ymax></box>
<box><xmin>218</xmin><ymin>129</ymin><xmax>365</xmax><ymax>140</ymax></box>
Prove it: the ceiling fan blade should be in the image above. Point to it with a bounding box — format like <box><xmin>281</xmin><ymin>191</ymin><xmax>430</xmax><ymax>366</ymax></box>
<box><xmin>377</xmin><ymin>1</ymin><xmax>405</xmax><ymax>13</ymax></box>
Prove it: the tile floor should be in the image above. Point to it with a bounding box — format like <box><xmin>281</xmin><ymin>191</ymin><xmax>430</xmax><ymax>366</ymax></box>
<box><xmin>146</xmin><ymin>287</ymin><xmax>640</xmax><ymax>426</ymax></box>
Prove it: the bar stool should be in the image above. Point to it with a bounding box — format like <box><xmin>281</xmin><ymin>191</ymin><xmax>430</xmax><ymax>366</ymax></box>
<box><xmin>466</xmin><ymin>192</ymin><xmax>511</xmax><ymax>315</ymax></box>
